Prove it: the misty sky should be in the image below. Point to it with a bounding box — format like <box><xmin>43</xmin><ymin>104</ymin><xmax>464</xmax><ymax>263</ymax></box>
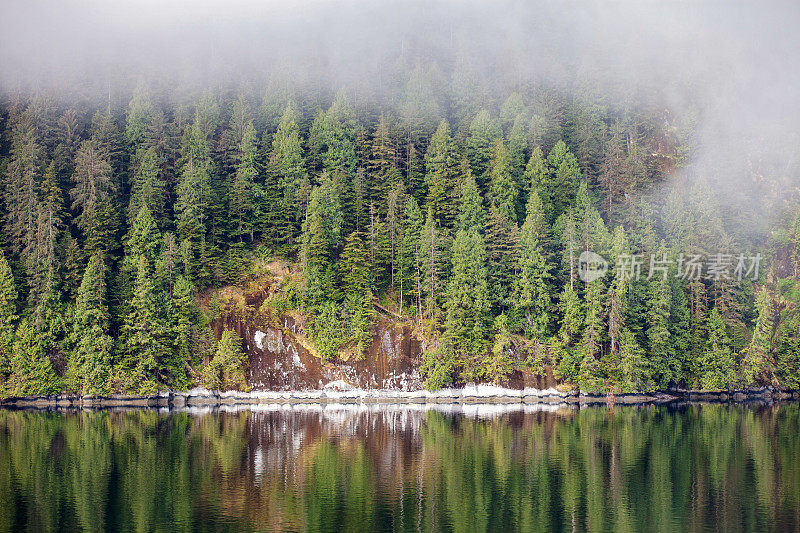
<box><xmin>2</xmin><ymin>0</ymin><xmax>799</xmax><ymax>230</ymax></box>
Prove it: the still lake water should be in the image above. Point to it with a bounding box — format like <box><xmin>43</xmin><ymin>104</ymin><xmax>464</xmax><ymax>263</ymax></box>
<box><xmin>0</xmin><ymin>403</ymin><xmax>799</xmax><ymax>532</ymax></box>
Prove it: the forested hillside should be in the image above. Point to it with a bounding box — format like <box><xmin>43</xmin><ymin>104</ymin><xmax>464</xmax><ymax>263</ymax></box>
<box><xmin>1</xmin><ymin>62</ymin><xmax>799</xmax><ymax>395</ymax></box>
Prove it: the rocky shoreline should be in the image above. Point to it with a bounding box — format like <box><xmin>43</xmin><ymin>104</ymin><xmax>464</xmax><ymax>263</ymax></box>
<box><xmin>1</xmin><ymin>385</ymin><xmax>797</xmax><ymax>410</ymax></box>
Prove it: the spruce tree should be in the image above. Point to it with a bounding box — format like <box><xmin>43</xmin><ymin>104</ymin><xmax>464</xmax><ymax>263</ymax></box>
<box><xmin>341</xmin><ymin>230</ymin><xmax>374</xmax><ymax>355</ymax></box>
<box><xmin>125</xmin><ymin>82</ymin><xmax>154</xmax><ymax>149</ymax></box>
<box><xmin>271</xmin><ymin>104</ymin><xmax>307</xmax><ymax>237</ymax></box>
<box><xmin>9</xmin><ymin>317</ymin><xmax>59</xmax><ymax>395</ymax></box>
<box><xmin>507</xmin><ymin>115</ymin><xmax>529</xmax><ymax>220</ymax></box>
<box><xmin>69</xmin><ymin>252</ymin><xmax>113</xmax><ymax>394</ymax></box>
<box><xmin>648</xmin><ymin>268</ymin><xmax>676</xmax><ymax>389</ymax></box>
<box><xmin>444</xmin><ymin>228</ymin><xmax>489</xmax><ymax>377</ymax></box>
<box><xmin>367</xmin><ymin>115</ymin><xmax>401</xmax><ymax>207</ymax></box>
<box><xmin>456</xmin><ymin>172</ymin><xmax>484</xmax><ymax>233</ymax></box>
<box><xmin>71</xmin><ymin>138</ymin><xmax>117</xmax><ymax>255</ymax></box>
<box><xmin>122</xmin><ymin>255</ymin><xmax>170</xmax><ymax>393</ymax></box>
<box><xmin>743</xmin><ymin>286</ymin><xmax>777</xmax><ymax>385</ymax></box>
<box><xmin>465</xmin><ymin>110</ymin><xmax>501</xmax><ymax>188</ymax></box>
<box><xmin>128</xmin><ymin>146</ymin><xmax>165</xmax><ymax>224</ymax></box>
<box><xmin>513</xmin><ymin>191</ymin><xmax>552</xmax><ymax>339</ymax></box>
<box><xmin>607</xmin><ymin>226</ymin><xmax>630</xmax><ymax>357</ymax></box>
<box><xmin>488</xmin><ymin>139</ymin><xmax>518</xmax><ymax>225</ymax></box>
<box><xmin>203</xmin><ymin>328</ymin><xmax>248</xmax><ymax>391</ymax></box>
<box><xmin>229</xmin><ymin>121</ymin><xmax>258</xmax><ymax>240</ymax></box>
<box><xmin>544</xmin><ymin>140</ymin><xmax>580</xmax><ymax>221</ymax></box>
<box><xmin>523</xmin><ymin>146</ymin><xmax>549</xmax><ymax>221</ymax></box>
<box><xmin>127</xmin><ymin>205</ymin><xmax>160</xmax><ymax>265</ymax></box>
<box><xmin>4</xmin><ymin>110</ymin><xmax>42</xmax><ymax>262</ymax></box>
<box><xmin>700</xmin><ymin>307</ymin><xmax>736</xmax><ymax>390</ymax></box>
<box><xmin>0</xmin><ymin>250</ymin><xmax>18</xmax><ymax>381</ymax></box>
<box><xmin>420</xmin><ymin>207</ymin><xmax>448</xmax><ymax>322</ymax></box>
<box><xmin>618</xmin><ymin>328</ymin><xmax>649</xmax><ymax>392</ymax></box>
<box><xmin>485</xmin><ymin>206</ymin><xmax>519</xmax><ymax>315</ymax></box>
<box><xmin>424</xmin><ymin>120</ymin><xmax>460</xmax><ymax>228</ymax></box>
<box><xmin>401</xmin><ymin>196</ymin><xmax>424</xmax><ymax>320</ymax></box>
<box><xmin>170</xmin><ymin>274</ymin><xmax>195</xmax><ymax>388</ymax></box>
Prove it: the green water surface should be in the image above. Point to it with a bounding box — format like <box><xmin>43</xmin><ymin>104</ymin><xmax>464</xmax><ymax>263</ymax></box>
<box><xmin>0</xmin><ymin>403</ymin><xmax>798</xmax><ymax>532</ymax></box>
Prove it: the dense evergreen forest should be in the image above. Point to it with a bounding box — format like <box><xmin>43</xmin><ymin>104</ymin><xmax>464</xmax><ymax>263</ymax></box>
<box><xmin>1</xmin><ymin>62</ymin><xmax>799</xmax><ymax>396</ymax></box>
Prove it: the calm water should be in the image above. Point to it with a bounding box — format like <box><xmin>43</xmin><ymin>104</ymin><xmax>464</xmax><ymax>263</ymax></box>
<box><xmin>1</xmin><ymin>403</ymin><xmax>799</xmax><ymax>532</ymax></box>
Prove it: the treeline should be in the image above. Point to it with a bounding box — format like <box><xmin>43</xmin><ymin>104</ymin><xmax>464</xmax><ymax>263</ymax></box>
<box><xmin>0</xmin><ymin>70</ymin><xmax>798</xmax><ymax>395</ymax></box>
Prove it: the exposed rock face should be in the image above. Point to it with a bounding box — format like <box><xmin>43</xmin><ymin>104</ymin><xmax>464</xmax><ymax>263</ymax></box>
<box><xmin>215</xmin><ymin>315</ymin><xmax>424</xmax><ymax>391</ymax></box>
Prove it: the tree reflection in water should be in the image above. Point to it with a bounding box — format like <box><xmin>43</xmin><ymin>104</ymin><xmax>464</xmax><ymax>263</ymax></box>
<box><xmin>0</xmin><ymin>404</ymin><xmax>798</xmax><ymax>532</ymax></box>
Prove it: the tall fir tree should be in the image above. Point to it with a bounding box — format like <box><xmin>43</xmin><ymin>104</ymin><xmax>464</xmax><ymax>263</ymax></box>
<box><xmin>229</xmin><ymin>121</ymin><xmax>258</xmax><ymax>240</ymax></box>
<box><xmin>488</xmin><ymin>139</ymin><xmax>519</xmax><ymax>225</ymax></box>
<box><xmin>0</xmin><ymin>250</ymin><xmax>18</xmax><ymax>382</ymax></box>
<box><xmin>69</xmin><ymin>252</ymin><xmax>113</xmax><ymax>394</ymax></box>
<box><xmin>465</xmin><ymin>110</ymin><xmax>501</xmax><ymax>189</ymax></box>
<box><xmin>700</xmin><ymin>307</ymin><xmax>737</xmax><ymax>390</ymax></box>
<box><xmin>424</xmin><ymin>120</ymin><xmax>460</xmax><ymax>228</ymax></box>
<box><xmin>513</xmin><ymin>190</ymin><xmax>552</xmax><ymax>340</ymax></box>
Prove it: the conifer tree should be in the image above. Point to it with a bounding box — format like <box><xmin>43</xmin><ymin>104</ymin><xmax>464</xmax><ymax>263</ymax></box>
<box><xmin>444</xmin><ymin>228</ymin><xmax>489</xmax><ymax>379</ymax></box>
<box><xmin>544</xmin><ymin>140</ymin><xmax>580</xmax><ymax>220</ymax></box>
<box><xmin>69</xmin><ymin>252</ymin><xmax>113</xmax><ymax>394</ymax></box>
<box><xmin>599</xmin><ymin>120</ymin><xmax>628</xmax><ymax>217</ymax></box>
<box><xmin>230</xmin><ymin>121</ymin><xmax>258</xmax><ymax>240</ymax></box>
<box><xmin>128</xmin><ymin>146</ymin><xmax>165</xmax><ymax>224</ymax></box>
<box><xmin>743</xmin><ymin>286</ymin><xmax>777</xmax><ymax>384</ymax></box>
<box><xmin>341</xmin><ymin>230</ymin><xmax>374</xmax><ymax>354</ymax></box>
<box><xmin>203</xmin><ymin>328</ymin><xmax>248</xmax><ymax>391</ymax></box>
<box><xmin>175</xmin><ymin>129</ymin><xmax>212</xmax><ymax>280</ymax></box>
<box><xmin>122</xmin><ymin>255</ymin><xmax>171</xmax><ymax>393</ymax></box>
<box><xmin>483</xmin><ymin>314</ymin><xmax>516</xmax><ymax>384</ymax></box>
<box><xmin>170</xmin><ymin>274</ymin><xmax>195</xmax><ymax>388</ymax></box>
<box><xmin>618</xmin><ymin>328</ymin><xmax>649</xmax><ymax>392</ymax></box>
<box><xmin>34</xmin><ymin>162</ymin><xmax>63</xmax><ymax>288</ymax></box>
<box><xmin>700</xmin><ymin>307</ymin><xmax>736</xmax><ymax>390</ymax></box>
<box><xmin>4</xmin><ymin>110</ymin><xmax>42</xmax><ymax>262</ymax></box>
<box><xmin>507</xmin><ymin>115</ymin><xmax>529</xmax><ymax>219</ymax></box>
<box><xmin>466</xmin><ymin>110</ymin><xmax>501</xmax><ymax>188</ymax></box>
<box><xmin>556</xmin><ymin>283</ymin><xmax>583</xmax><ymax>381</ymax></box>
<box><xmin>669</xmin><ymin>276</ymin><xmax>692</xmax><ymax>383</ymax></box>
<box><xmin>386</xmin><ymin>184</ymin><xmax>404</xmax><ymax>292</ymax></box>
<box><xmin>404</xmin><ymin>140</ymin><xmax>426</xmax><ymax>207</ymax></box>
<box><xmin>578</xmin><ymin>256</ymin><xmax>607</xmax><ymax>392</ymax></box>
<box><xmin>401</xmin><ymin>196</ymin><xmax>424</xmax><ymax>320</ymax></box>
<box><xmin>9</xmin><ymin>317</ymin><xmax>59</xmax><ymax>395</ymax></box>
<box><xmin>606</xmin><ymin>226</ymin><xmax>630</xmax><ymax>357</ymax></box>
<box><xmin>271</xmin><ymin>104</ymin><xmax>307</xmax><ymax>238</ymax></box>
<box><xmin>367</xmin><ymin>115</ymin><xmax>401</xmax><ymax>207</ymax></box>
<box><xmin>0</xmin><ymin>250</ymin><xmax>17</xmax><ymax>381</ymax></box>
<box><xmin>450</xmin><ymin>53</ymin><xmax>484</xmax><ymax>131</ymax></box>
<box><xmin>456</xmin><ymin>172</ymin><xmax>484</xmax><ymax>233</ymax></box>
<box><xmin>488</xmin><ymin>139</ymin><xmax>518</xmax><ymax>225</ymax></box>
<box><xmin>400</xmin><ymin>62</ymin><xmax>442</xmax><ymax>137</ymax></box>
<box><xmin>647</xmin><ymin>274</ymin><xmax>675</xmax><ymax>389</ymax></box>
<box><xmin>485</xmin><ymin>206</ymin><xmax>519</xmax><ymax>314</ymax></box>
<box><xmin>71</xmin><ymin>138</ymin><xmax>116</xmax><ymax>253</ymax></box>
<box><xmin>127</xmin><ymin>205</ymin><xmax>160</xmax><ymax>265</ymax></box>
<box><xmin>513</xmin><ymin>191</ymin><xmax>552</xmax><ymax>339</ymax></box>
<box><xmin>424</xmin><ymin>120</ymin><xmax>461</xmax><ymax>228</ymax></box>
<box><xmin>91</xmin><ymin>109</ymin><xmax>124</xmax><ymax>173</ymax></box>
<box><xmin>523</xmin><ymin>146</ymin><xmax>549</xmax><ymax>221</ymax></box>
<box><xmin>500</xmin><ymin>93</ymin><xmax>526</xmax><ymax>134</ymax></box>
<box><xmin>125</xmin><ymin>82</ymin><xmax>155</xmax><ymax>149</ymax></box>
<box><xmin>420</xmin><ymin>207</ymin><xmax>448</xmax><ymax>322</ymax></box>
<box><xmin>302</xmin><ymin>175</ymin><xmax>343</xmax><ymax>311</ymax></box>
<box><xmin>321</xmin><ymin>96</ymin><xmax>357</xmax><ymax>178</ymax></box>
